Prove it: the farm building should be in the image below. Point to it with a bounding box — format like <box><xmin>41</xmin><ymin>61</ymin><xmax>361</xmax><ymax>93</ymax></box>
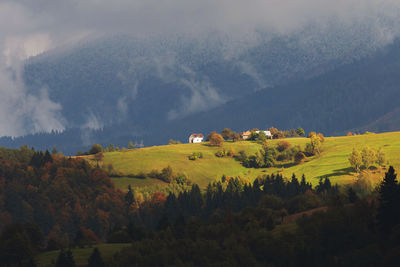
<box><xmin>242</xmin><ymin>130</ymin><xmax>273</xmax><ymax>140</ymax></box>
<box><xmin>189</xmin><ymin>133</ymin><xmax>204</xmax><ymax>143</ymax></box>
<box><xmin>256</xmin><ymin>130</ymin><xmax>273</xmax><ymax>139</ymax></box>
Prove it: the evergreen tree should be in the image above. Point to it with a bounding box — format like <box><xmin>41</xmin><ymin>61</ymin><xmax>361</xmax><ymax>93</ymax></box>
<box><xmin>377</xmin><ymin>166</ymin><xmax>400</xmax><ymax>231</ymax></box>
<box><xmin>125</xmin><ymin>185</ymin><xmax>135</xmax><ymax>207</ymax></box>
<box><xmin>88</xmin><ymin>248</ymin><xmax>106</xmax><ymax>267</ymax></box>
<box><xmin>347</xmin><ymin>187</ymin><xmax>358</xmax><ymax>203</ymax></box>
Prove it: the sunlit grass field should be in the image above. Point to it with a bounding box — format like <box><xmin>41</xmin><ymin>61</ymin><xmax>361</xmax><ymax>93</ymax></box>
<box><xmin>36</xmin><ymin>243</ymin><xmax>130</xmax><ymax>267</ymax></box>
<box><xmin>84</xmin><ymin>132</ymin><xmax>400</xmax><ymax>191</ymax></box>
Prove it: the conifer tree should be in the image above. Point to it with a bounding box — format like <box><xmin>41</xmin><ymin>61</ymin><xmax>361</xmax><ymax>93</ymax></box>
<box><xmin>88</xmin><ymin>248</ymin><xmax>106</xmax><ymax>267</ymax></box>
<box><xmin>125</xmin><ymin>185</ymin><xmax>134</xmax><ymax>207</ymax></box>
<box><xmin>377</xmin><ymin>166</ymin><xmax>400</xmax><ymax>231</ymax></box>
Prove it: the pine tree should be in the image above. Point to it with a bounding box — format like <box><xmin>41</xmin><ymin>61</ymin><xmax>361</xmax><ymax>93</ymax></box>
<box><xmin>125</xmin><ymin>185</ymin><xmax>134</xmax><ymax>207</ymax></box>
<box><xmin>347</xmin><ymin>187</ymin><xmax>358</xmax><ymax>203</ymax></box>
<box><xmin>377</xmin><ymin>166</ymin><xmax>400</xmax><ymax>231</ymax></box>
<box><xmin>56</xmin><ymin>250</ymin><xmax>76</xmax><ymax>267</ymax></box>
<box><xmin>88</xmin><ymin>248</ymin><xmax>106</xmax><ymax>267</ymax></box>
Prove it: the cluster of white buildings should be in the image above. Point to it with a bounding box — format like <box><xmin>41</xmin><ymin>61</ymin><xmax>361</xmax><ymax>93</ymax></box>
<box><xmin>188</xmin><ymin>130</ymin><xmax>273</xmax><ymax>143</ymax></box>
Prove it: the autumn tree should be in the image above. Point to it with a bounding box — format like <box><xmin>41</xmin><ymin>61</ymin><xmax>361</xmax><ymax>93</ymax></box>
<box><xmin>209</xmin><ymin>132</ymin><xmax>224</xmax><ymax>147</ymax></box>
<box><xmin>376</xmin><ymin>148</ymin><xmax>386</xmax><ymax>167</ymax></box>
<box><xmin>277</xmin><ymin>140</ymin><xmax>291</xmax><ymax>152</ymax></box>
<box><xmin>221</xmin><ymin>128</ymin><xmax>234</xmax><ymax>140</ymax></box>
<box><xmin>94</xmin><ymin>152</ymin><xmax>104</xmax><ymax>167</ymax></box>
<box><xmin>296</xmin><ymin>127</ymin><xmax>305</xmax><ymax>136</ymax></box>
<box><xmin>294</xmin><ymin>152</ymin><xmax>306</xmax><ymax>164</ymax></box>
<box><xmin>128</xmin><ymin>141</ymin><xmax>135</xmax><ymax>149</ymax></box>
<box><xmin>89</xmin><ymin>144</ymin><xmax>103</xmax><ymax>155</ymax></box>
<box><xmin>349</xmin><ymin>148</ymin><xmax>362</xmax><ymax>172</ymax></box>
<box><xmin>361</xmin><ymin>147</ymin><xmax>376</xmax><ymax>169</ymax></box>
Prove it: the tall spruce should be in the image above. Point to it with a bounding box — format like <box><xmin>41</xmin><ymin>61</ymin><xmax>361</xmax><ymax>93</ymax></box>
<box><xmin>88</xmin><ymin>248</ymin><xmax>106</xmax><ymax>267</ymax></box>
<box><xmin>377</xmin><ymin>166</ymin><xmax>400</xmax><ymax>231</ymax></box>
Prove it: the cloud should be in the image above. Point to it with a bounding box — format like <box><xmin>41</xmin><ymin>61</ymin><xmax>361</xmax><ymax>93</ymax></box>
<box><xmin>2</xmin><ymin>0</ymin><xmax>400</xmax><ymax>136</ymax></box>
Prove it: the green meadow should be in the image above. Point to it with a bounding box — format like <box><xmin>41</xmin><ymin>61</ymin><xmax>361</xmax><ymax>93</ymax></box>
<box><xmin>36</xmin><ymin>243</ymin><xmax>130</xmax><ymax>267</ymax></box>
<box><xmin>85</xmin><ymin>132</ymin><xmax>400</xmax><ymax>191</ymax></box>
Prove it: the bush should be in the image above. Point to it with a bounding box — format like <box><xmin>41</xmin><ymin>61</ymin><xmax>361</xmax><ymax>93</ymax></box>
<box><xmin>294</xmin><ymin>152</ymin><xmax>306</xmax><ymax>164</ymax></box>
<box><xmin>208</xmin><ymin>132</ymin><xmax>224</xmax><ymax>147</ymax></box>
<box><xmin>89</xmin><ymin>144</ymin><xmax>103</xmax><ymax>155</ymax></box>
<box><xmin>188</xmin><ymin>152</ymin><xmax>203</xmax><ymax>160</ymax></box>
<box><xmin>277</xmin><ymin>140</ymin><xmax>292</xmax><ymax>152</ymax></box>
<box><xmin>215</xmin><ymin>149</ymin><xmax>226</xmax><ymax>158</ymax></box>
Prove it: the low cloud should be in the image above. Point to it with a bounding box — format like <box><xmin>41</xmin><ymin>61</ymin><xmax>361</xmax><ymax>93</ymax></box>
<box><xmin>2</xmin><ymin>0</ymin><xmax>400</xmax><ymax>136</ymax></box>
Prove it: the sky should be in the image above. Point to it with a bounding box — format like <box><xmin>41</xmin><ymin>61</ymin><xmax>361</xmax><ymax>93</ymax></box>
<box><xmin>1</xmin><ymin>0</ymin><xmax>400</xmax><ymax>137</ymax></box>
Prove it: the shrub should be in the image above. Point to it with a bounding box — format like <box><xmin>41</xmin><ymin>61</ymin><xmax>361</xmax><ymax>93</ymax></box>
<box><xmin>277</xmin><ymin>140</ymin><xmax>292</xmax><ymax>152</ymax></box>
<box><xmin>215</xmin><ymin>149</ymin><xmax>226</xmax><ymax>158</ymax></box>
<box><xmin>89</xmin><ymin>144</ymin><xmax>103</xmax><ymax>155</ymax></box>
<box><xmin>294</xmin><ymin>151</ymin><xmax>306</xmax><ymax>164</ymax></box>
<box><xmin>169</xmin><ymin>139</ymin><xmax>181</xmax><ymax>145</ymax></box>
<box><xmin>188</xmin><ymin>152</ymin><xmax>203</xmax><ymax>160</ymax></box>
<box><xmin>227</xmin><ymin>147</ymin><xmax>235</xmax><ymax>157</ymax></box>
<box><xmin>209</xmin><ymin>132</ymin><xmax>224</xmax><ymax>147</ymax></box>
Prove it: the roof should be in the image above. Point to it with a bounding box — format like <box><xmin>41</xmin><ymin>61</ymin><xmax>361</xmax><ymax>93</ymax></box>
<box><xmin>242</xmin><ymin>131</ymin><xmax>251</xmax><ymax>136</ymax></box>
<box><xmin>190</xmin><ymin>133</ymin><xmax>204</xmax><ymax>138</ymax></box>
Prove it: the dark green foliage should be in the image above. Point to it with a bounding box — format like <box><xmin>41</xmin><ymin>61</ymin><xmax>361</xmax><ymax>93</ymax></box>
<box><xmin>188</xmin><ymin>152</ymin><xmax>203</xmax><ymax>160</ymax></box>
<box><xmin>125</xmin><ymin>185</ymin><xmax>135</xmax><ymax>207</ymax></box>
<box><xmin>347</xmin><ymin>187</ymin><xmax>359</xmax><ymax>203</ymax></box>
<box><xmin>296</xmin><ymin>127</ymin><xmax>305</xmax><ymax>136</ymax></box>
<box><xmin>88</xmin><ymin>248</ymin><xmax>106</xmax><ymax>267</ymax></box>
<box><xmin>89</xmin><ymin>144</ymin><xmax>103</xmax><ymax>155</ymax></box>
<box><xmin>56</xmin><ymin>250</ymin><xmax>76</xmax><ymax>267</ymax></box>
<box><xmin>377</xmin><ymin>166</ymin><xmax>400</xmax><ymax>231</ymax></box>
<box><xmin>0</xmin><ymin>223</ymin><xmax>43</xmax><ymax>266</ymax></box>
<box><xmin>215</xmin><ymin>149</ymin><xmax>226</xmax><ymax>158</ymax></box>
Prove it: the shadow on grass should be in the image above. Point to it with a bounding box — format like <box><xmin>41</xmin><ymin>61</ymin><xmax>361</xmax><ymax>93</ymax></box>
<box><xmin>275</xmin><ymin>162</ymin><xmax>298</xmax><ymax>168</ymax></box>
<box><xmin>317</xmin><ymin>167</ymin><xmax>354</xmax><ymax>179</ymax></box>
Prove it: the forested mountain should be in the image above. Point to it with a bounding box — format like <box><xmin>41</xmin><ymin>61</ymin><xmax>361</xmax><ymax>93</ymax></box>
<box><xmin>1</xmin><ymin>34</ymin><xmax>399</xmax><ymax>153</ymax></box>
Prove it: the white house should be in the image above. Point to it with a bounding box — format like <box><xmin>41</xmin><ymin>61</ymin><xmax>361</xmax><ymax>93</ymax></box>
<box><xmin>256</xmin><ymin>130</ymin><xmax>273</xmax><ymax>139</ymax></box>
<box><xmin>189</xmin><ymin>133</ymin><xmax>204</xmax><ymax>143</ymax></box>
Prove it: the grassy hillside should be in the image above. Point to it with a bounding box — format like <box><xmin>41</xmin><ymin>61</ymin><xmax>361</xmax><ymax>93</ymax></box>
<box><xmin>36</xmin><ymin>243</ymin><xmax>130</xmax><ymax>267</ymax></box>
<box><xmin>84</xmin><ymin>132</ymin><xmax>400</xmax><ymax>191</ymax></box>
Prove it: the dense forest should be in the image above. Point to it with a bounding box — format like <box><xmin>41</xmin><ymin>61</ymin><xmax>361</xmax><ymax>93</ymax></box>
<box><xmin>0</xmin><ymin>146</ymin><xmax>400</xmax><ymax>266</ymax></box>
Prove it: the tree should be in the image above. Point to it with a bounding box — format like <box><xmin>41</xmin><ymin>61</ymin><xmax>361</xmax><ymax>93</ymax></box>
<box><xmin>221</xmin><ymin>128</ymin><xmax>234</xmax><ymax>140</ymax></box>
<box><xmin>169</xmin><ymin>139</ymin><xmax>181</xmax><ymax>145</ymax></box>
<box><xmin>377</xmin><ymin>166</ymin><xmax>400</xmax><ymax>231</ymax></box>
<box><xmin>88</xmin><ymin>248</ymin><xmax>106</xmax><ymax>267</ymax></box>
<box><xmin>294</xmin><ymin>151</ymin><xmax>306</xmax><ymax>164</ymax></box>
<box><xmin>128</xmin><ymin>141</ymin><xmax>135</xmax><ymax>149</ymax></box>
<box><xmin>106</xmin><ymin>144</ymin><xmax>115</xmax><ymax>152</ymax></box>
<box><xmin>376</xmin><ymin>148</ymin><xmax>386</xmax><ymax>167</ymax></box>
<box><xmin>310</xmin><ymin>134</ymin><xmax>322</xmax><ymax>155</ymax></box>
<box><xmin>347</xmin><ymin>187</ymin><xmax>358</xmax><ymax>203</ymax></box>
<box><xmin>209</xmin><ymin>132</ymin><xmax>224</xmax><ymax>147</ymax></box>
<box><xmin>56</xmin><ymin>250</ymin><xmax>75</xmax><ymax>267</ymax></box>
<box><xmin>89</xmin><ymin>144</ymin><xmax>103</xmax><ymax>155</ymax></box>
<box><xmin>51</xmin><ymin>147</ymin><xmax>58</xmax><ymax>155</ymax></box>
<box><xmin>296</xmin><ymin>127</ymin><xmax>305</xmax><ymax>136</ymax></box>
<box><xmin>277</xmin><ymin>140</ymin><xmax>291</xmax><ymax>152</ymax></box>
<box><xmin>125</xmin><ymin>185</ymin><xmax>135</xmax><ymax>207</ymax></box>
<box><xmin>94</xmin><ymin>152</ymin><xmax>104</xmax><ymax>167</ymax></box>
<box><xmin>361</xmin><ymin>146</ymin><xmax>376</xmax><ymax>169</ymax></box>
<box><xmin>349</xmin><ymin>148</ymin><xmax>362</xmax><ymax>172</ymax></box>
<box><xmin>232</xmin><ymin>133</ymin><xmax>241</xmax><ymax>142</ymax></box>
